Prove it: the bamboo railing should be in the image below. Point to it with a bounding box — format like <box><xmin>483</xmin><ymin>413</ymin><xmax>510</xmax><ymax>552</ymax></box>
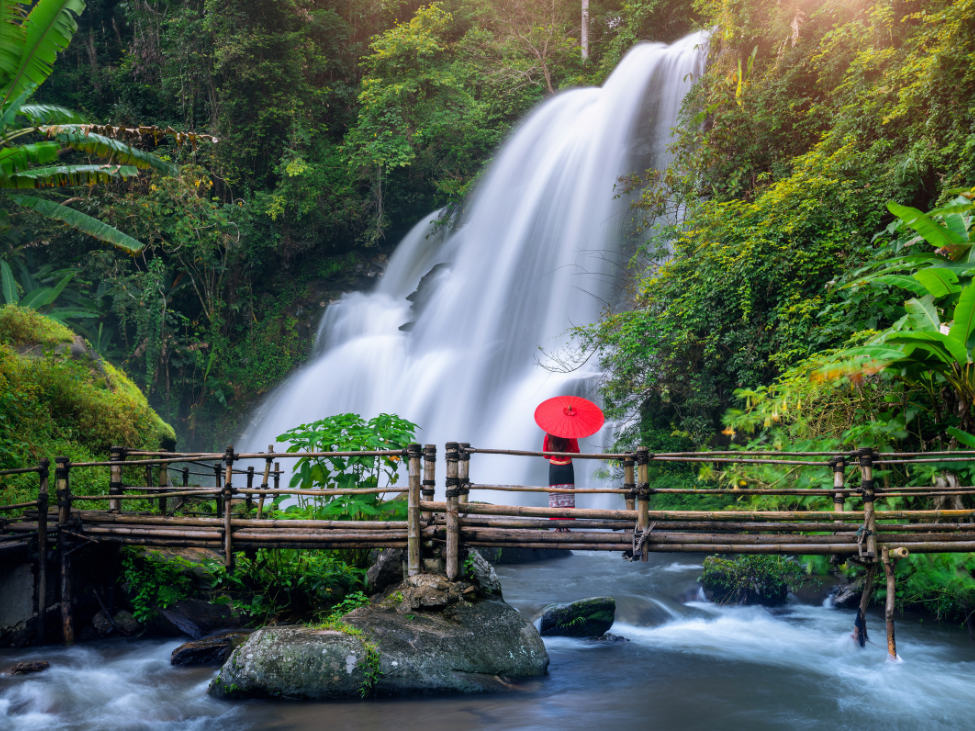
<box><xmin>6</xmin><ymin>442</ymin><xmax>975</xmax><ymax>655</ymax></box>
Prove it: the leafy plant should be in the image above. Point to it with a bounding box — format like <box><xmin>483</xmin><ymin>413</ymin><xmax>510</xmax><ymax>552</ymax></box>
<box><xmin>700</xmin><ymin>555</ymin><xmax>808</xmax><ymax>606</ymax></box>
<box><xmin>120</xmin><ymin>548</ymin><xmax>194</xmax><ymax>622</ymax></box>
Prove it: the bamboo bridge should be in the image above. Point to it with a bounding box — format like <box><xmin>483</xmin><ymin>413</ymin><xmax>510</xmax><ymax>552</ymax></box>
<box><xmin>5</xmin><ymin>443</ymin><xmax>975</xmax><ymax>660</ymax></box>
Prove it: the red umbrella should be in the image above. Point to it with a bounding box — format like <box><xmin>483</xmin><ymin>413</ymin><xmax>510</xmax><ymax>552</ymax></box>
<box><xmin>534</xmin><ymin>396</ymin><xmax>604</xmax><ymax>439</ymax></box>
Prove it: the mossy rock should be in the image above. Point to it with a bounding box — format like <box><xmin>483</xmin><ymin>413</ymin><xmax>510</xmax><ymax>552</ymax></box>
<box><xmin>0</xmin><ymin>306</ymin><xmax>175</xmax><ymax>502</ymax></box>
<box><xmin>539</xmin><ymin>597</ymin><xmax>615</xmax><ymax>637</ymax></box>
<box><xmin>700</xmin><ymin>555</ymin><xmax>804</xmax><ymax>607</ymax></box>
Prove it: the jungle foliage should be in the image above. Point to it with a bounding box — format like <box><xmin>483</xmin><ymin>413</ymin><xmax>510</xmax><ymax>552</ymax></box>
<box><xmin>7</xmin><ymin>0</ymin><xmax>696</xmax><ymax>450</ymax></box>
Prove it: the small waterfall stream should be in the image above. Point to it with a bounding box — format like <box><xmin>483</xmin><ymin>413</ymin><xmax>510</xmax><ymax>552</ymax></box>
<box><xmin>240</xmin><ymin>32</ymin><xmax>708</xmax><ymax>497</ymax></box>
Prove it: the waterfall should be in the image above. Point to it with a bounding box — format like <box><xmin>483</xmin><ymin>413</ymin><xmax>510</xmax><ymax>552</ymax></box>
<box><xmin>241</xmin><ymin>32</ymin><xmax>708</xmax><ymax>501</ymax></box>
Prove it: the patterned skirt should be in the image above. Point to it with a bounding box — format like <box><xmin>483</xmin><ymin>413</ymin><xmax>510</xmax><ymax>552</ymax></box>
<box><xmin>549</xmin><ymin>462</ymin><xmax>575</xmax><ymax>520</ymax></box>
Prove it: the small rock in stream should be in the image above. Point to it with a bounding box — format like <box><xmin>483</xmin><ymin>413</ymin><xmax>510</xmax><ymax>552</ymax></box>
<box><xmin>7</xmin><ymin>661</ymin><xmax>50</xmax><ymax>675</ymax></box>
<box><xmin>539</xmin><ymin>597</ymin><xmax>616</xmax><ymax>638</ymax></box>
<box><xmin>584</xmin><ymin>632</ymin><xmax>629</xmax><ymax>643</ymax></box>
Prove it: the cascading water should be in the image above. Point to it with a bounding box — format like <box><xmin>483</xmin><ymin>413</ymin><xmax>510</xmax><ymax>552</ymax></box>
<box><xmin>241</xmin><ymin>32</ymin><xmax>709</xmax><ymax>497</ymax></box>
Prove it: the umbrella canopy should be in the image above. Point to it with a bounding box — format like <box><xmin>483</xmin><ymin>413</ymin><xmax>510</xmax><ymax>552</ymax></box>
<box><xmin>534</xmin><ymin>396</ymin><xmax>604</xmax><ymax>439</ymax></box>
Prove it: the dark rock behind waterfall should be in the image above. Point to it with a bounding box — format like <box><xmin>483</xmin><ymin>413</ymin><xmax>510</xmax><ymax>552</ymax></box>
<box><xmin>209</xmin><ymin>573</ymin><xmax>548</xmax><ymax>700</ymax></box>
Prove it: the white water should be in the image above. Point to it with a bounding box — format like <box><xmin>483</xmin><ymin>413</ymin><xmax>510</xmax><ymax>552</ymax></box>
<box><xmin>240</xmin><ymin>32</ymin><xmax>708</xmax><ymax>498</ymax></box>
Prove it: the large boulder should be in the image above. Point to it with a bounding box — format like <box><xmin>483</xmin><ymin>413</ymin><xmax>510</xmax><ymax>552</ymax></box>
<box><xmin>700</xmin><ymin>556</ymin><xmax>802</xmax><ymax>607</ymax></box>
<box><xmin>209</xmin><ymin>574</ymin><xmax>548</xmax><ymax>700</ymax></box>
<box><xmin>171</xmin><ymin>632</ymin><xmax>250</xmax><ymax>666</ymax></box>
<box><xmin>158</xmin><ymin>599</ymin><xmax>240</xmax><ymax>639</ymax></box>
<box><xmin>539</xmin><ymin>597</ymin><xmax>616</xmax><ymax>638</ymax></box>
<box><xmin>462</xmin><ymin>548</ymin><xmax>502</xmax><ymax>597</ymax></box>
<box><xmin>829</xmin><ymin>575</ymin><xmax>866</xmax><ymax>609</ymax></box>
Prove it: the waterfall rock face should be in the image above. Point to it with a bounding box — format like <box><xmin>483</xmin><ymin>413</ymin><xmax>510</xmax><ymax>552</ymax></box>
<box><xmin>209</xmin><ymin>576</ymin><xmax>548</xmax><ymax>700</ymax></box>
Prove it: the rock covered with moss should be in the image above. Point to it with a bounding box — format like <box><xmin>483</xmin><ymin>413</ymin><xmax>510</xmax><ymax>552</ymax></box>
<box><xmin>209</xmin><ymin>573</ymin><xmax>548</xmax><ymax>700</ymax></box>
<box><xmin>700</xmin><ymin>555</ymin><xmax>806</xmax><ymax>607</ymax></box>
<box><xmin>539</xmin><ymin>597</ymin><xmax>616</xmax><ymax>637</ymax></box>
<box><xmin>0</xmin><ymin>306</ymin><xmax>174</xmax><ymax>485</ymax></box>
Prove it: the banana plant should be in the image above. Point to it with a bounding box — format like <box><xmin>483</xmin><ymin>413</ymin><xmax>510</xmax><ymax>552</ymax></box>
<box><xmin>0</xmin><ymin>0</ymin><xmax>216</xmax><ymax>254</ymax></box>
<box><xmin>820</xmin><ymin>190</ymin><xmax>975</xmax><ymax>434</ymax></box>
<box><xmin>0</xmin><ymin>257</ymin><xmax>101</xmax><ymax>324</ymax></box>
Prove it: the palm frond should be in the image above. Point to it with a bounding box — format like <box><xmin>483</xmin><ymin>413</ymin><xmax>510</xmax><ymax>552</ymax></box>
<box><xmin>19</xmin><ymin>103</ymin><xmax>87</xmax><ymax>125</ymax></box>
<box><xmin>8</xmin><ymin>194</ymin><xmax>144</xmax><ymax>254</ymax></box>
<box><xmin>2</xmin><ymin>0</ymin><xmax>86</xmax><ymax>107</ymax></box>
<box><xmin>0</xmin><ymin>163</ymin><xmax>138</xmax><ymax>188</ymax></box>
<box><xmin>54</xmin><ymin>131</ymin><xmax>177</xmax><ymax>175</ymax></box>
<box><xmin>0</xmin><ymin>2</ymin><xmax>29</xmax><ymax>90</ymax></box>
<box><xmin>0</xmin><ymin>142</ymin><xmax>59</xmax><ymax>176</ymax></box>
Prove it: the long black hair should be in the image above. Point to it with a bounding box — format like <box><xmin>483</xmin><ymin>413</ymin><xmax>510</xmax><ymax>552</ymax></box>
<box><xmin>547</xmin><ymin>434</ymin><xmax>570</xmax><ymax>452</ymax></box>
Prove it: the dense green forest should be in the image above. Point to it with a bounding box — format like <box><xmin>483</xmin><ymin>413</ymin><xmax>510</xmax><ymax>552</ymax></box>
<box><xmin>2</xmin><ymin>0</ymin><xmax>975</xmax><ymax>622</ymax></box>
<box><xmin>0</xmin><ymin>0</ymin><xmax>696</xmax><ymax>454</ymax></box>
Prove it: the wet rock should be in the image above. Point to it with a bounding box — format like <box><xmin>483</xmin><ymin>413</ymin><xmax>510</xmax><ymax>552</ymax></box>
<box><xmin>461</xmin><ymin>548</ymin><xmax>502</xmax><ymax>597</ymax></box>
<box><xmin>399</xmin><ymin>263</ymin><xmax>449</xmax><ymax>331</ymax></box>
<box><xmin>829</xmin><ymin>576</ymin><xmax>866</xmax><ymax>609</ymax></box>
<box><xmin>540</xmin><ymin>597</ymin><xmax>616</xmax><ymax>638</ymax></box>
<box><xmin>476</xmin><ymin>547</ymin><xmax>572</xmax><ymax>565</ymax></box>
<box><xmin>113</xmin><ymin>610</ymin><xmax>142</xmax><ymax>635</ymax></box>
<box><xmin>367</xmin><ymin>549</ymin><xmax>406</xmax><ymax>595</ymax></box>
<box><xmin>158</xmin><ymin>599</ymin><xmax>240</xmax><ymax>640</ymax></box>
<box><xmin>209</xmin><ymin>577</ymin><xmax>548</xmax><ymax>700</ymax></box>
<box><xmin>92</xmin><ymin>609</ymin><xmax>115</xmax><ymax>636</ymax></box>
<box><xmin>171</xmin><ymin>632</ymin><xmax>250</xmax><ymax>666</ymax></box>
<box><xmin>585</xmin><ymin>632</ymin><xmax>629</xmax><ymax>643</ymax></box>
<box><xmin>700</xmin><ymin>556</ymin><xmax>798</xmax><ymax>607</ymax></box>
<box><xmin>7</xmin><ymin>661</ymin><xmax>49</xmax><ymax>675</ymax></box>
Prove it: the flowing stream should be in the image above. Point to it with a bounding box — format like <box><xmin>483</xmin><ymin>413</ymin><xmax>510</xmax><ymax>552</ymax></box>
<box><xmin>3</xmin><ymin>552</ymin><xmax>974</xmax><ymax>731</ymax></box>
<box><xmin>240</xmin><ymin>33</ymin><xmax>708</xmax><ymax>494</ymax></box>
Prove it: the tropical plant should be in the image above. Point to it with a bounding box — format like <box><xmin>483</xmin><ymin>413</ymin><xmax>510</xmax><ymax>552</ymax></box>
<box><xmin>0</xmin><ymin>0</ymin><xmax>215</xmax><ymax>253</ymax></box>
<box><xmin>276</xmin><ymin>412</ymin><xmax>419</xmax><ymax>523</ymax></box>
<box><xmin>0</xmin><ymin>257</ymin><xmax>104</xmax><ymax>324</ymax></box>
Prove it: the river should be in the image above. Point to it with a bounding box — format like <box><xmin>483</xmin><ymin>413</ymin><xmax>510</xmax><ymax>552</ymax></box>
<box><xmin>2</xmin><ymin>552</ymin><xmax>974</xmax><ymax>731</ymax></box>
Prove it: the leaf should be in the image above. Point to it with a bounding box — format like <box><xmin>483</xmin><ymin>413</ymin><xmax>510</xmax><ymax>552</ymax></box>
<box><xmin>904</xmin><ymin>296</ymin><xmax>940</xmax><ymax>331</ymax></box>
<box><xmin>886</xmin><ymin>332</ymin><xmax>969</xmax><ymax>366</ymax></box>
<box><xmin>949</xmin><ymin>285</ymin><xmax>975</xmax><ymax>348</ymax></box>
<box><xmin>914</xmin><ymin>268</ymin><xmax>961</xmax><ymax>297</ymax></box>
<box><xmin>1</xmin><ymin>163</ymin><xmax>139</xmax><ymax>188</ymax></box>
<box><xmin>9</xmin><ymin>194</ymin><xmax>144</xmax><ymax>253</ymax></box>
<box><xmin>0</xmin><ymin>142</ymin><xmax>59</xmax><ymax>176</ymax></box>
<box><xmin>0</xmin><ymin>2</ymin><xmax>29</xmax><ymax>91</ymax></box>
<box><xmin>888</xmin><ymin>201</ymin><xmax>970</xmax><ymax>257</ymax></box>
<box><xmin>0</xmin><ymin>258</ymin><xmax>18</xmax><ymax>303</ymax></box>
<box><xmin>53</xmin><ymin>131</ymin><xmax>177</xmax><ymax>175</ymax></box>
<box><xmin>946</xmin><ymin>427</ymin><xmax>975</xmax><ymax>449</ymax></box>
<box><xmin>18</xmin><ymin>103</ymin><xmax>85</xmax><ymax>125</ymax></box>
<box><xmin>2</xmin><ymin>0</ymin><xmax>86</xmax><ymax>106</ymax></box>
<box><xmin>871</xmin><ymin>275</ymin><xmax>929</xmax><ymax>296</ymax></box>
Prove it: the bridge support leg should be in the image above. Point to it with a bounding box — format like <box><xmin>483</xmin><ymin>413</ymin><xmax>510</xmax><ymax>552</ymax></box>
<box><xmin>445</xmin><ymin>442</ymin><xmax>460</xmax><ymax>581</ymax></box>
<box><xmin>623</xmin><ymin>457</ymin><xmax>635</xmax><ymax>511</ymax></box>
<box><xmin>883</xmin><ymin>547</ymin><xmax>908</xmax><ymax>660</ymax></box>
<box><xmin>36</xmin><ymin>459</ymin><xmax>49</xmax><ymax>646</ymax></box>
<box><xmin>55</xmin><ymin>457</ymin><xmax>74</xmax><ymax>645</ymax></box>
<box><xmin>635</xmin><ymin>447</ymin><xmax>650</xmax><ymax>562</ymax></box>
<box><xmin>459</xmin><ymin>443</ymin><xmax>470</xmax><ymax>506</ymax></box>
<box><xmin>854</xmin><ymin>562</ymin><xmax>877</xmax><ymax>647</ymax></box>
<box><xmin>407</xmin><ymin>444</ymin><xmax>422</xmax><ymax>576</ymax></box>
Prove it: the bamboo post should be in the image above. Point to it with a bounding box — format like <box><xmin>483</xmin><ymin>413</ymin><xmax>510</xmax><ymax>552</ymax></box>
<box><xmin>36</xmin><ymin>459</ymin><xmax>49</xmax><ymax>646</ymax></box>
<box><xmin>54</xmin><ymin>457</ymin><xmax>73</xmax><ymax>645</ymax></box>
<box><xmin>422</xmin><ymin>445</ymin><xmax>436</xmax><ymax>523</ymax></box>
<box><xmin>214</xmin><ymin>462</ymin><xmax>223</xmax><ymax>518</ymax></box>
<box><xmin>245</xmin><ymin>466</ymin><xmax>255</xmax><ymax>513</ymax></box>
<box><xmin>831</xmin><ymin>456</ymin><xmax>846</xmax><ymax>520</ymax></box>
<box><xmin>855</xmin><ymin>563</ymin><xmax>877</xmax><ymax>647</ymax></box>
<box><xmin>459</xmin><ymin>443</ymin><xmax>470</xmax><ymax>505</ymax></box>
<box><xmin>636</xmin><ymin>446</ymin><xmax>650</xmax><ymax>562</ymax></box>
<box><xmin>273</xmin><ymin>461</ymin><xmax>280</xmax><ymax>510</ymax></box>
<box><xmin>860</xmin><ymin>448</ymin><xmax>877</xmax><ymax>561</ymax></box>
<box><xmin>109</xmin><ymin>446</ymin><xmax>124</xmax><ymax>513</ymax></box>
<box><xmin>445</xmin><ymin>442</ymin><xmax>461</xmax><ymax>581</ymax></box>
<box><xmin>145</xmin><ymin>462</ymin><xmax>154</xmax><ymax>511</ymax></box>
<box><xmin>407</xmin><ymin>443</ymin><xmax>422</xmax><ymax>576</ymax></box>
<box><xmin>883</xmin><ymin>546</ymin><xmax>908</xmax><ymax>659</ymax></box>
<box><xmin>257</xmin><ymin>446</ymin><xmax>273</xmax><ymax>519</ymax></box>
<box><xmin>158</xmin><ymin>451</ymin><xmax>170</xmax><ymax>515</ymax></box>
<box><xmin>222</xmin><ymin>446</ymin><xmax>235</xmax><ymax>570</ymax></box>
<box><xmin>623</xmin><ymin>457</ymin><xmax>636</xmax><ymax>511</ymax></box>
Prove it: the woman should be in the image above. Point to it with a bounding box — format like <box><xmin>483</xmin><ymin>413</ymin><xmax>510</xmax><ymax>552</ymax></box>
<box><xmin>543</xmin><ymin>433</ymin><xmax>579</xmax><ymax>530</ymax></box>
